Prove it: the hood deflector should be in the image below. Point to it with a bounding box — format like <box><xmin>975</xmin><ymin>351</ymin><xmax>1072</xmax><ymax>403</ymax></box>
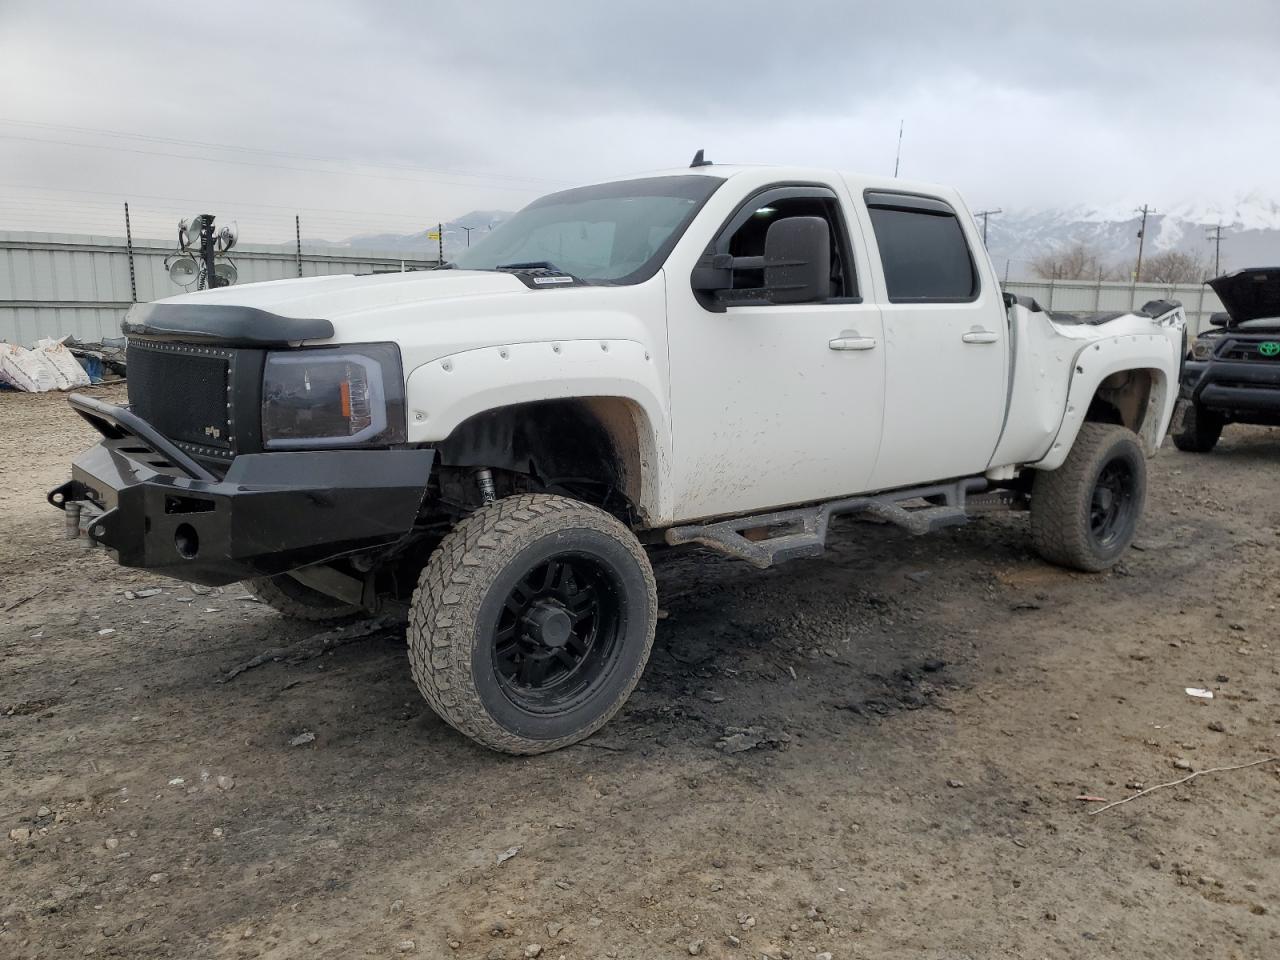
<box><xmin>122</xmin><ymin>302</ymin><xmax>334</xmax><ymax>346</ymax></box>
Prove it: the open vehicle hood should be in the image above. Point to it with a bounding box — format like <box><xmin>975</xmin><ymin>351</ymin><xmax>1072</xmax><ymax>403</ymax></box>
<box><xmin>1208</xmin><ymin>267</ymin><xmax>1280</xmax><ymax>325</ymax></box>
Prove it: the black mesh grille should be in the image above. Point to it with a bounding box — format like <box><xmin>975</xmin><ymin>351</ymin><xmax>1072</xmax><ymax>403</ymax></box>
<box><xmin>126</xmin><ymin>341</ymin><xmax>233</xmax><ymax>454</ymax></box>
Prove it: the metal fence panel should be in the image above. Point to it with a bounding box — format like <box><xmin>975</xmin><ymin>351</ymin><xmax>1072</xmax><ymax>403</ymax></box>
<box><xmin>5</xmin><ymin>232</ymin><xmax>1229</xmax><ymax>347</ymax></box>
<box><xmin>1004</xmin><ymin>278</ymin><xmax>1223</xmax><ymax>336</ymax></box>
<box><xmin>0</xmin><ymin>231</ymin><xmax>436</xmax><ymax>346</ymax></box>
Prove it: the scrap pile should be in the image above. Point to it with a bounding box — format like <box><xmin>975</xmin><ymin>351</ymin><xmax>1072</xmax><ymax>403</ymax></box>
<box><xmin>0</xmin><ymin>336</ymin><xmax>125</xmax><ymax>392</ymax></box>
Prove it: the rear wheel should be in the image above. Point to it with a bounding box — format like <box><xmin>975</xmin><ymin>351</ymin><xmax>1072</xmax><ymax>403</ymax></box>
<box><xmin>407</xmin><ymin>494</ymin><xmax>657</xmax><ymax>755</ymax></box>
<box><xmin>243</xmin><ymin>574</ymin><xmax>362</xmax><ymax>622</ymax></box>
<box><xmin>1171</xmin><ymin>401</ymin><xmax>1223</xmax><ymax>453</ymax></box>
<box><xmin>1030</xmin><ymin>423</ymin><xmax>1146</xmax><ymax>572</ymax></box>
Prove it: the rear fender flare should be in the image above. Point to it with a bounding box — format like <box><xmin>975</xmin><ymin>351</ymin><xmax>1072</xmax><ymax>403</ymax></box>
<box><xmin>1032</xmin><ymin>333</ymin><xmax>1177</xmax><ymax>470</ymax></box>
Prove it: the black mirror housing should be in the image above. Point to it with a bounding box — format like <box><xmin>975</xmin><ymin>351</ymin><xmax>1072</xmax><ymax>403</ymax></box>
<box><xmin>1209</xmin><ymin>311</ymin><xmax>1231</xmax><ymax>327</ymax></box>
<box><xmin>764</xmin><ymin>216</ymin><xmax>830</xmax><ymax>304</ymax></box>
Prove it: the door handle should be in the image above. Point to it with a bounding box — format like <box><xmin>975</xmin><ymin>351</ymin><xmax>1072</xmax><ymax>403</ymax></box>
<box><xmin>829</xmin><ymin>336</ymin><xmax>877</xmax><ymax>351</ymax></box>
<box><xmin>961</xmin><ymin>329</ymin><xmax>999</xmax><ymax>344</ymax></box>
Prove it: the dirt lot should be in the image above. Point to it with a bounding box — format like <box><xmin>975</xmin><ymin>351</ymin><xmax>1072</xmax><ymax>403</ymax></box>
<box><xmin>2</xmin><ymin>385</ymin><xmax>1277</xmax><ymax>960</ymax></box>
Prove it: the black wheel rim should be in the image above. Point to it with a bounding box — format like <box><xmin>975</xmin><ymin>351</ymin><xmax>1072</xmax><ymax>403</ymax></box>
<box><xmin>1089</xmin><ymin>457</ymin><xmax>1137</xmax><ymax>548</ymax></box>
<box><xmin>492</xmin><ymin>553</ymin><xmax>623</xmax><ymax>713</ymax></box>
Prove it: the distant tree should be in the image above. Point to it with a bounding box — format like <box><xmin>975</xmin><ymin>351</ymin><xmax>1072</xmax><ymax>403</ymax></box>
<box><xmin>1132</xmin><ymin>250</ymin><xmax>1207</xmax><ymax>284</ymax></box>
<box><xmin>1031</xmin><ymin>243</ymin><xmax>1122</xmax><ymax>281</ymax></box>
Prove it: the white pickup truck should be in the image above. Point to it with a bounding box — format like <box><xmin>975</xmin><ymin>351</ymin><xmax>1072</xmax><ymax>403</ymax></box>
<box><xmin>53</xmin><ymin>159</ymin><xmax>1186</xmax><ymax>754</ymax></box>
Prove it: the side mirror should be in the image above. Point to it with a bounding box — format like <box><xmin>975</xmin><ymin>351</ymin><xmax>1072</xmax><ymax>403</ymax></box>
<box><xmin>764</xmin><ymin>216</ymin><xmax>830</xmax><ymax>304</ymax></box>
<box><xmin>1209</xmin><ymin>311</ymin><xmax>1230</xmax><ymax>327</ymax></box>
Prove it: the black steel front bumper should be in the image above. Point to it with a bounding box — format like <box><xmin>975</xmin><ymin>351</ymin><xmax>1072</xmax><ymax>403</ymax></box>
<box><xmin>1181</xmin><ymin>358</ymin><xmax>1280</xmax><ymax>421</ymax></box>
<box><xmin>50</xmin><ymin>394</ymin><xmax>435</xmax><ymax>586</ymax></box>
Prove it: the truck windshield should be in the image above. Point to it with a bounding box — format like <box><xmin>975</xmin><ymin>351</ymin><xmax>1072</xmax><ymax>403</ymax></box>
<box><xmin>453</xmin><ymin>175</ymin><xmax>723</xmax><ymax>285</ymax></box>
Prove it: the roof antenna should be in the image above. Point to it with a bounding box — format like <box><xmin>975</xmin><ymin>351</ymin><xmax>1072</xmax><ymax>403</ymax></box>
<box><xmin>690</xmin><ymin>149</ymin><xmax>712</xmax><ymax>168</ymax></box>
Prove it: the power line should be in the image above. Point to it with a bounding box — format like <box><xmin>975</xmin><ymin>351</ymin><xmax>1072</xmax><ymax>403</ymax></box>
<box><xmin>0</xmin><ymin>196</ymin><xmax>435</xmax><ymax>230</ymax></box>
<box><xmin>0</xmin><ymin>117</ymin><xmax>570</xmax><ymax>187</ymax></box>
<box><xmin>0</xmin><ymin>188</ymin><xmax>438</xmax><ymax>221</ymax></box>
<box><xmin>0</xmin><ymin>180</ymin><xmax>471</xmax><ymax>219</ymax></box>
<box><xmin>0</xmin><ymin>195</ymin><xmax>460</xmax><ymax>243</ymax></box>
<box><xmin>0</xmin><ymin>209</ymin><xmax>430</xmax><ymax>240</ymax></box>
<box><xmin>0</xmin><ymin>204</ymin><xmax>439</xmax><ymax>243</ymax></box>
<box><xmin>0</xmin><ymin>132</ymin><xmax>553</xmax><ymax>194</ymax></box>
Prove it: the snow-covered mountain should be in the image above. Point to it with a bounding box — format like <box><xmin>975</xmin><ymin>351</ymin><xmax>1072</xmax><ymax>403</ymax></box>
<box><xmin>985</xmin><ymin>192</ymin><xmax>1280</xmax><ymax>280</ymax></box>
<box><xmin>334</xmin><ymin>194</ymin><xmax>1280</xmax><ymax>279</ymax></box>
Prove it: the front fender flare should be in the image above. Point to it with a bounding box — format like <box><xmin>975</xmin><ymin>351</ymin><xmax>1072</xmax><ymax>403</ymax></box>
<box><xmin>405</xmin><ymin>338</ymin><xmax>673</xmax><ymax>520</ymax></box>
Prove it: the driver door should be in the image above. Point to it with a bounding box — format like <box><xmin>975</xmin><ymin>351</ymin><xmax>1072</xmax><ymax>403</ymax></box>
<box><xmin>665</xmin><ymin>183</ymin><xmax>886</xmax><ymax>521</ymax></box>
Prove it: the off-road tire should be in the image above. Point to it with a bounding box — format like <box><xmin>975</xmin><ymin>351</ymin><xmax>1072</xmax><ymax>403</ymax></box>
<box><xmin>243</xmin><ymin>574</ymin><xmax>362</xmax><ymax>622</ymax></box>
<box><xmin>407</xmin><ymin>494</ymin><xmax>657</xmax><ymax>755</ymax></box>
<box><xmin>1171</xmin><ymin>401</ymin><xmax>1223</xmax><ymax>453</ymax></box>
<box><xmin>1030</xmin><ymin>422</ymin><xmax>1146</xmax><ymax>572</ymax></box>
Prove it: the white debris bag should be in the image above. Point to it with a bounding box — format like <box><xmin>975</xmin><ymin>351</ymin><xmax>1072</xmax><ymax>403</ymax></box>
<box><xmin>0</xmin><ymin>342</ymin><xmax>60</xmax><ymax>392</ymax></box>
<box><xmin>35</xmin><ymin>337</ymin><xmax>92</xmax><ymax>389</ymax></box>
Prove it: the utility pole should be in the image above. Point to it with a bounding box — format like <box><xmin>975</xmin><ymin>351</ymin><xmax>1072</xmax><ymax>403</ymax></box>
<box><xmin>295</xmin><ymin>215</ymin><xmax>303</xmax><ymax>278</ymax></box>
<box><xmin>974</xmin><ymin>208</ymin><xmax>1002</xmax><ymax>245</ymax></box>
<box><xmin>123</xmin><ymin>203</ymin><xmax>137</xmax><ymax>303</ymax></box>
<box><xmin>1134</xmin><ymin>204</ymin><xmax>1154</xmax><ymax>283</ymax></box>
<box><xmin>1206</xmin><ymin>222</ymin><xmax>1225</xmax><ymax>277</ymax></box>
<box><xmin>461</xmin><ymin>226</ymin><xmax>474</xmax><ymax>247</ymax></box>
<box><xmin>893</xmin><ymin>119</ymin><xmax>904</xmax><ymax>178</ymax></box>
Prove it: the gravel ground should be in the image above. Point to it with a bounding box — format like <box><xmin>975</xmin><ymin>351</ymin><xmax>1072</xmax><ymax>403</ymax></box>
<box><xmin>2</xmin><ymin>385</ymin><xmax>1278</xmax><ymax>960</ymax></box>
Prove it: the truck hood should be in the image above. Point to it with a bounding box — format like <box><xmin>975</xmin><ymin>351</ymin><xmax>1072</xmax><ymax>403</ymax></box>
<box><xmin>132</xmin><ymin>268</ymin><xmax>665</xmax><ymax>368</ymax></box>
<box><xmin>155</xmin><ymin>269</ymin><xmax>532</xmax><ymax>321</ymax></box>
<box><xmin>1207</xmin><ymin>268</ymin><xmax>1280</xmax><ymax>326</ymax></box>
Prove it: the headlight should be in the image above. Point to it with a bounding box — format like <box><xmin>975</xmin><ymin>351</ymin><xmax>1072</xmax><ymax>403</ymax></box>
<box><xmin>262</xmin><ymin>342</ymin><xmax>406</xmax><ymax>448</ymax></box>
<box><xmin>1190</xmin><ymin>339</ymin><xmax>1215</xmax><ymax>361</ymax></box>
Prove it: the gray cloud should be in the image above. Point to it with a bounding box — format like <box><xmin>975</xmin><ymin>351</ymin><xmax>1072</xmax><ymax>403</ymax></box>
<box><xmin>1</xmin><ymin>0</ymin><xmax>1276</xmax><ymax>242</ymax></box>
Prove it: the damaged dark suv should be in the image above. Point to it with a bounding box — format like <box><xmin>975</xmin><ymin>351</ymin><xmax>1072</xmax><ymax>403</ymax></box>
<box><xmin>1175</xmin><ymin>267</ymin><xmax>1280</xmax><ymax>452</ymax></box>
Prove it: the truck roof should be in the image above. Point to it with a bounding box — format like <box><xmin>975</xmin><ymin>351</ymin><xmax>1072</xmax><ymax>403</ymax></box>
<box><xmin>597</xmin><ymin>163</ymin><xmax>965</xmax><ymax>205</ymax></box>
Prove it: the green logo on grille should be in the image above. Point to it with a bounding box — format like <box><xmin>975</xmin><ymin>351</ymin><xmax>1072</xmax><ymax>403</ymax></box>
<box><xmin>1260</xmin><ymin>341</ymin><xmax>1280</xmax><ymax>357</ymax></box>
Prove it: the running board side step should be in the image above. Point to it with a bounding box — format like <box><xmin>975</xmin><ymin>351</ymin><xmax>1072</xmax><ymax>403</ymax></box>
<box><xmin>665</xmin><ymin>478</ymin><xmax>988</xmax><ymax>569</ymax></box>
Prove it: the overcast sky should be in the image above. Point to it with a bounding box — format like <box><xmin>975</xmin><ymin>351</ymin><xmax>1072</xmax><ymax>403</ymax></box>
<box><xmin>1</xmin><ymin>0</ymin><xmax>1276</xmax><ymax>243</ymax></box>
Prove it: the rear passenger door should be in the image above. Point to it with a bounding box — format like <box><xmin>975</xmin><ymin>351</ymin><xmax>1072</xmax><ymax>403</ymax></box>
<box><xmin>856</xmin><ymin>190</ymin><xmax>1007</xmax><ymax>490</ymax></box>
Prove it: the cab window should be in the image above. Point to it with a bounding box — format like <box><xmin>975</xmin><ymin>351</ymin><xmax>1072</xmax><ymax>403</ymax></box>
<box><xmin>711</xmin><ymin>187</ymin><xmax>860</xmax><ymax>304</ymax></box>
<box><xmin>865</xmin><ymin>192</ymin><xmax>978</xmax><ymax>302</ymax></box>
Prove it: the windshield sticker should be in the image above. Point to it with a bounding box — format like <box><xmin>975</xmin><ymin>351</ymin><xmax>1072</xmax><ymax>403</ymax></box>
<box><xmin>532</xmin><ymin>276</ymin><xmax>575</xmax><ymax>285</ymax></box>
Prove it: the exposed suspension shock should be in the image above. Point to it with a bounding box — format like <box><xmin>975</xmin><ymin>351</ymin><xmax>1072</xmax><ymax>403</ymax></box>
<box><xmin>474</xmin><ymin>468</ymin><xmax>497</xmax><ymax>505</ymax></box>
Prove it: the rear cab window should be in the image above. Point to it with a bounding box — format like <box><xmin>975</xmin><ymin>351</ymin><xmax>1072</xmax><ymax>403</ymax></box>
<box><xmin>864</xmin><ymin>191</ymin><xmax>979</xmax><ymax>303</ymax></box>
